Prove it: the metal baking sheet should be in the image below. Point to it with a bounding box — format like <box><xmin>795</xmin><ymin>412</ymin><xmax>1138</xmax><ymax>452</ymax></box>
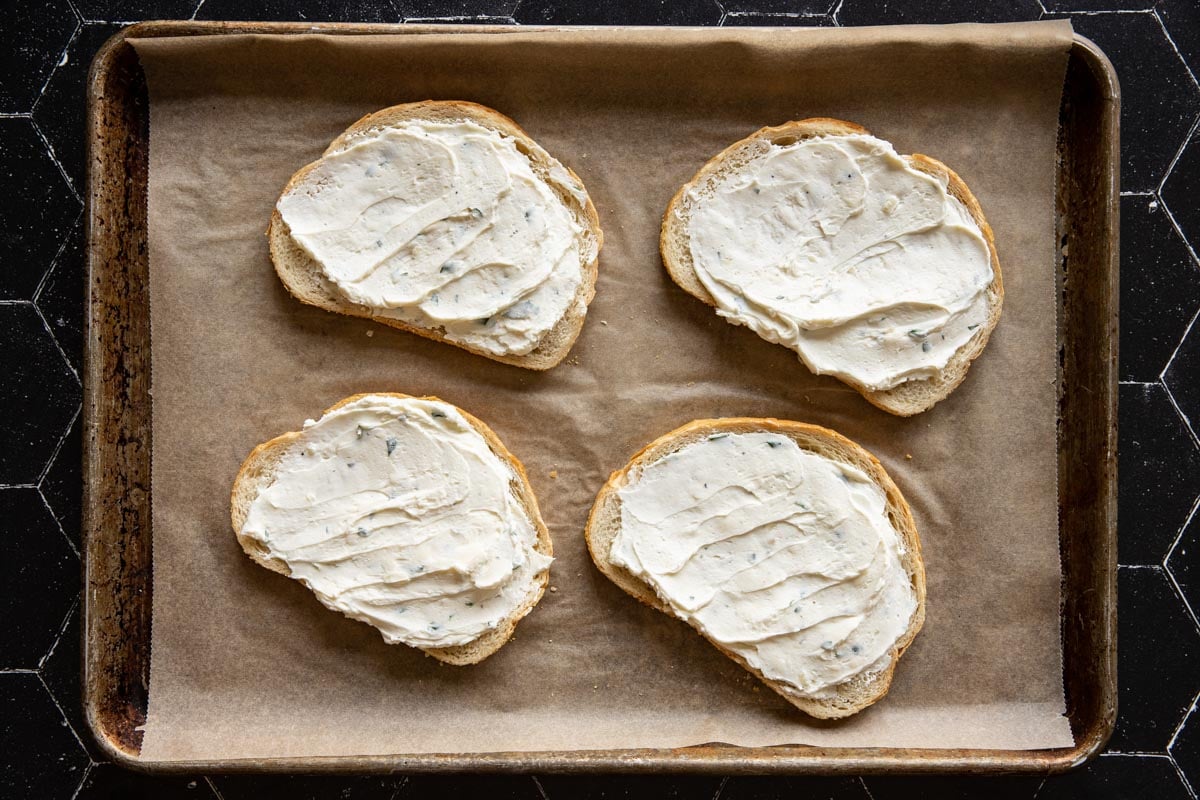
<box><xmin>82</xmin><ymin>21</ymin><xmax>1117</xmax><ymax>773</ymax></box>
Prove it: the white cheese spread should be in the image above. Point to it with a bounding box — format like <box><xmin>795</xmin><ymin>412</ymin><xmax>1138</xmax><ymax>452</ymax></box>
<box><xmin>610</xmin><ymin>432</ymin><xmax>917</xmax><ymax>697</ymax></box>
<box><xmin>684</xmin><ymin>133</ymin><xmax>993</xmax><ymax>391</ymax></box>
<box><xmin>278</xmin><ymin>120</ymin><xmax>590</xmax><ymax>356</ymax></box>
<box><xmin>240</xmin><ymin>395</ymin><xmax>551</xmax><ymax>649</ymax></box>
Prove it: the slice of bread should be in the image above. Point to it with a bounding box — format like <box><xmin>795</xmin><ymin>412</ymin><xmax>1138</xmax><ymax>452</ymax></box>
<box><xmin>585</xmin><ymin>417</ymin><xmax>926</xmax><ymax>718</ymax></box>
<box><xmin>269</xmin><ymin>101</ymin><xmax>603</xmax><ymax>371</ymax></box>
<box><xmin>661</xmin><ymin>118</ymin><xmax>1003</xmax><ymax>416</ymax></box>
<box><xmin>230</xmin><ymin>392</ymin><xmax>552</xmax><ymax>665</ymax></box>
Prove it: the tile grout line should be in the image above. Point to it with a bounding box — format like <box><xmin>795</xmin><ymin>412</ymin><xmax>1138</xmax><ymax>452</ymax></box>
<box><xmin>724</xmin><ymin>11</ymin><xmax>831</xmax><ymax>19</ymax></box>
<box><xmin>405</xmin><ymin>16</ymin><xmax>518</xmax><ymax>23</ymax></box>
<box><xmin>30</xmin><ymin>117</ymin><xmax>83</xmax><ymax>205</ymax></box>
<box><xmin>830</xmin><ymin>0</ymin><xmax>845</xmax><ymax>26</ymax></box>
<box><xmin>1168</xmin><ymin>702</ymin><xmax>1199</xmax><ymax>800</ymax></box>
<box><xmin>386</xmin><ymin>775</ymin><xmax>409</xmax><ymax>800</ymax></box>
<box><xmin>1162</xmin><ymin>374</ymin><xmax>1200</xmax><ymax>452</ymax></box>
<box><xmin>1168</xmin><ymin>690</ymin><xmax>1199</xmax><ymax>755</ymax></box>
<box><xmin>1164</xmin><ymin>491</ymin><xmax>1200</xmax><ymax>572</ymax></box>
<box><xmin>1161</xmin><ymin>303</ymin><xmax>1200</xmax><ymax>385</ymax></box>
<box><xmin>1164</xmin><ymin>547</ymin><xmax>1200</xmax><ymax>632</ymax></box>
<box><xmin>68</xmin><ymin>762</ymin><xmax>92</xmax><ymax>800</ymax></box>
<box><xmin>31</xmin><ymin>300</ymin><xmax>82</xmax><ymax>388</ymax></box>
<box><xmin>1154</xmin><ymin>7</ymin><xmax>1200</xmax><ymax>93</ymax></box>
<box><xmin>30</xmin><ymin>18</ymin><xmax>82</xmax><ymax>118</ymax></box>
<box><xmin>36</xmin><ymin>401</ymin><xmax>80</xmax><ymax>488</ymax></box>
<box><xmin>33</xmin><ymin>207</ymin><xmax>84</xmax><ymax>304</ymax></box>
<box><xmin>1158</xmin><ymin>112</ymin><xmax>1200</xmax><ymax>198</ymax></box>
<box><xmin>206</xmin><ymin>776</ymin><xmax>226</xmax><ymax>800</ymax></box>
<box><xmin>36</xmin><ymin>598</ymin><xmax>79</xmax><ymax>673</ymax></box>
<box><xmin>1049</xmin><ymin>7</ymin><xmax>1156</xmax><ymax>15</ymax></box>
<box><xmin>39</xmin><ymin>483</ymin><xmax>80</xmax><ymax>558</ymax></box>
<box><xmin>1157</xmin><ymin>179</ymin><xmax>1200</xmax><ymax>269</ymax></box>
<box><xmin>34</xmin><ymin>669</ymin><xmax>93</xmax><ymax>760</ymax></box>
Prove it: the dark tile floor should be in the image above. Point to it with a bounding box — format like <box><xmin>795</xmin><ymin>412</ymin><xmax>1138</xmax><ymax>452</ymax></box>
<box><xmin>0</xmin><ymin>0</ymin><xmax>1197</xmax><ymax>797</ymax></box>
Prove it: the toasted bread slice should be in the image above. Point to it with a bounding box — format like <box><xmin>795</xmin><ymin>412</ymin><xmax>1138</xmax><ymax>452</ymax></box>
<box><xmin>269</xmin><ymin>101</ymin><xmax>603</xmax><ymax>371</ymax></box>
<box><xmin>585</xmin><ymin>417</ymin><xmax>926</xmax><ymax>718</ymax></box>
<box><xmin>661</xmin><ymin>118</ymin><xmax>1002</xmax><ymax>416</ymax></box>
<box><xmin>231</xmin><ymin>392</ymin><xmax>552</xmax><ymax>665</ymax></box>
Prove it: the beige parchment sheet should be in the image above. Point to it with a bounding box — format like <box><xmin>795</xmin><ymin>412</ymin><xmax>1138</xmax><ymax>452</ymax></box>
<box><xmin>132</xmin><ymin>22</ymin><xmax>1075</xmax><ymax>760</ymax></box>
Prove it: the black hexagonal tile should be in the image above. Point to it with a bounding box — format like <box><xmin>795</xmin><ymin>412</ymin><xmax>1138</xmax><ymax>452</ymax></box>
<box><xmin>539</xmin><ymin>775</ymin><xmax>723</xmax><ymax>799</ymax></box>
<box><xmin>33</xmin><ymin>23</ymin><xmax>124</xmax><ymax>196</ymax></box>
<box><xmin>1119</xmin><ymin>195</ymin><xmax>1200</xmax><ymax>382</ymax></box>
<box><xmin>515</xmin><ymin>0</ymin><xmax>722</xmax><ymax>26</ymax></box>
<box><xmin>0</xmin><ymin>1</ymin><xmax>77</xmax><ymax>112</ymax></box>
<box><xmin>1043</xmin><ymin>0</ymin><xmax>1154</xmax><ymax>8</ymax></box>
<box><xmin>77</xmin><ymin>765</ymin><xmax>219</xmax><ymax>800</ymax></box>
<box><xmin>0</xmin><ymin>488</ymin><xmax>78</xmax><ymax>670</ymax></box>
<box><xmin>1159</xmin><ymin>0</ymin><xmax>1200</xmax><ymax>79</ymax></box>
<box><xmin>396</xmin><ymin>0</ymin><xmax>517</xmax><ymax>17</ymax></box>
<box><xmin>0</xmin><ymin>673</ymin><xmax>88</xmax><ymax>799</ymax></box>
<box><xmin>1165</xmin><ymin>327</ymin><xmax>1200</xmax><ymax>458</ymax></box>
<box><xmin>721</xmin><ymin>0</ymin><xmax>834</xmax><ymax>12</ymax></box>
<box><xmin>1163</xmin><ymin>130</ymin><xmax>1200</xmax><ymax>275</ymax></box>
<box><xmin>195</xmin><ymin>0</ymin><xmax>400</xmax><ymax>21</ymax></box>
<box><xmin>838</xmin><ymin>0</ymin><xmax>1040</xmax><ymax>25</ymax></box>
<box><xmin>40</xmin><ymin>605</ymin><xmax>104</xmax><ymax>761</ymax></box>
<box><xmin>1118</xmin><ymin>383</ymin><xmax>1200</xmax><ymax>565</ymax></box>
<box><xmin>211</xmin><ymin>774</ymin><xmax>403</xmax><ymax>800</ymax></box>
<box><xmin>1050</xmin><ymin>12</ymin><xmax>1200</xmax><ymax>193</ymax></box>
<box><xmin>1173</xmin><ymin>702</ymin><xmax>1200</xmax><ymax>796</ymax></box>
<box><xmin>721</xmin><ymin>775</ymin><xmax>869</xmax><ymax>799</ymax></box>
<box><xmin>0</xmin><ymin>119</ymin><xmax>80</xmax><ymax>300</ymax></box>
<box><xmin>1168</xmin><ymin>509</ymin><xmax>1199</xmax><ymax>623</ymax></box>
<box><xmin>863</xmin><ymin>774</ymin><xmax>1042</xmax><ymax>799</ymax></box>
<box><xmin>723</xmin><ymin>12</ymin><xmax>835</xmax><ymax>26</ymax></box>
<box><xmin>73</xmin><ymin>0</ymin><xmax>202</xmax><ymax>19</ymax></box>
<box><xmin>0</xmin><ymin>304</ymin><xmax>80</xmax><ymax>484</ymax></box>
<box><xmin>40</xmin><ymin>411</ymin><xmax>82</xmax><ymax>552</ymax></box>
<box><xmin>396</xmin><ymin>775</ymin><xmax>541</xmax><ymax>799</ymax></box>
<box><xmin>1038</xmin><ymin>754</ymin><xmax>1191</xmax><ymax>799</ymax></box>
<box><xmin>1110</xmin><ymin>567</ymin><xmax>1200</xmax><ymax>752</ymax></box>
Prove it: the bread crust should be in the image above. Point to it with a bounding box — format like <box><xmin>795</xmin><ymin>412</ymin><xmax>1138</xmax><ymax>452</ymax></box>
<box><xmin>268</xmin><ymin>100</ymin><xmax>603</xmax><ymax>371</ymax></box>
<box><xmin>660</xmin><ymin>118</ymin><xmax>1003</xmax><ymax>416</ymax></box>
<box><xmin>585</xmin><ymin>418</ymin><xmax>926</xmax><ymax>719</ymax></box>
<box><xmin>230</xmin><ymin>392</ymin><xmax>552</xmax><ymax>665</ymax></box>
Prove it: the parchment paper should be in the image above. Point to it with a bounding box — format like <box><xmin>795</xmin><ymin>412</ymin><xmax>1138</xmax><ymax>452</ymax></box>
<box><xmin>132</xmin><ymin>22</ymin><xmax>1075</xmax><ymax>760</ymax></box>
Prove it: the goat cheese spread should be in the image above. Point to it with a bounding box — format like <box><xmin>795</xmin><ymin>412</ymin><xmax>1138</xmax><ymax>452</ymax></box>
<box><xmin>610</xmin><ymin>432</ymin><xmax>917</xmax><ymax>696</ymax></box>
<box><xmin>240</xmin><ymin>395</ymin><xmax>551</xmax><ymax>649</ymax></box>
<box><xmin>278</xmin><ymin>120</ymin><xmax>590</xmax><ymax>356</ymax></box>
<box><xmin>684</xmin><ymin>133</ymin><xmax>993</xmax><ymax>391</ymax></box>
